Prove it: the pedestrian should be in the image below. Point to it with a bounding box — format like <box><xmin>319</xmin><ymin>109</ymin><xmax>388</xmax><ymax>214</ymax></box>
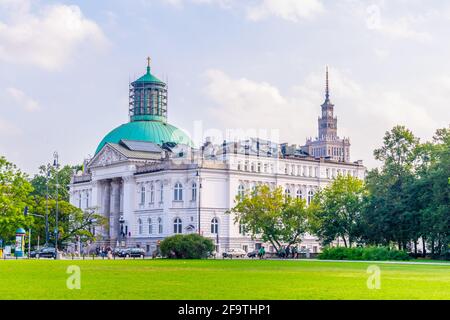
<box><xmin>292</xmin><ymin>246</ymin><xmax>298</xmax><ymax>259</ymax></box>
<box><xmin>285</xmin><ymin>246</ymin><xmax>290</xmax><ymax>259</ymax></box>
<box><xmin>258</xmin><ymin>246</ymin><xmax>265</xmax><ymax>259</ymax></box>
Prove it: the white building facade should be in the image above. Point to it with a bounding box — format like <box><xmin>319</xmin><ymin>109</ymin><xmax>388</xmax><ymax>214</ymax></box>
<box><xmin>69</xmin><ymin>62</ymin><xmax>365</xmax><ymax>255</ymax></box>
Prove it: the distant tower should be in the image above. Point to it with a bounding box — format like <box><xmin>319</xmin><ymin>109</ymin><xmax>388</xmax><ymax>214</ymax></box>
<box><xmin>301</xmin><ymin>67</ymin><xmax>351</xmax><ymax>162</ymax></box>
<box><xmin>318</xmin><ymin>66</ymin><xmax>338</xmax><ymax>140</ymax></box>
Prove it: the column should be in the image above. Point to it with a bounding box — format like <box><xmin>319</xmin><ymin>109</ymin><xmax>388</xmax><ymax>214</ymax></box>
<box><xmin>109</xmin><ymin>179</ymin><xmax>121</xmax><ymax>243</ymax></box>
<box><xmin>102</xmin><ymin>181</ymin><xmax>111</xmax><ymax>240</ymax></box>
<box><xmin>122</xmin><ymin>175</ymin><xmax>136</xmax><ymax>241</ymax></box>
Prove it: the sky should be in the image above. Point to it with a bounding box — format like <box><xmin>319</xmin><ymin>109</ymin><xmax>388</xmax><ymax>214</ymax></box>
<box><xmin>0</xmin><ymin>0</ymin><xmax>449</xmax><ymax>175</ymax></box>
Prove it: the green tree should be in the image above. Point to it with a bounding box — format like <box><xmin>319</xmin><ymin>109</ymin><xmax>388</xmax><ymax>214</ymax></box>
<box><xmin>413</xmin><ymin>128</ymin><xmax>450</xmax><ymax>257</ymax></box>
<box><xmin>229</xmin><ymin>185</ymin><xmax>309</xmax><ymax>253</ymax></box>
<box><xmin>364</xmin><ymin>125</ymin><xmax>420</xmax><ymax>250</ymax></box>
<box><xmin>30</xmin><ymin>163</ymin><xmax>81</xmax><ymax>202</ymax></box>
<box><xmin>0</xmin><ymin>156</ymin><xmax>34</xmax><ymax>242</ymax></box>
<box><xmin>309</xmin><ymin>175</ymin><xmax>367</xmax><ymax>248</ymax></box>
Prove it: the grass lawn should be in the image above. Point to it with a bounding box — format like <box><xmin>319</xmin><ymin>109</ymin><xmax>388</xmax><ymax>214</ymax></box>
<box><xmin>0</xmin><ymin>259</ymin><xmax>449</xmax><ymax>300</ymax></box>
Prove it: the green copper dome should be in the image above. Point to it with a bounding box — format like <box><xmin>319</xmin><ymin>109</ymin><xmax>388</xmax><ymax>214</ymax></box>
<box><xmin>95</xmin><ymin>58</ymin><xmax>192</xmax><ymax>155</ymax></box>
<box><xmin>96</xmin><ymin>121</ymin><xmax>193</xmax><ymax>154</ymax></box>
<box><xmin>134</xmin><ymin>66</ymin><xmax>164</xmax><ymax>84</ymax></box>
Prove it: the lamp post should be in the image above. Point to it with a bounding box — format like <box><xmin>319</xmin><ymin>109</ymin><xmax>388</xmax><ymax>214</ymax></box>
<box><xmin>53</xmin><ymin>151</ymin><xmax>59</xmax><ymax>259</ymax></box>
<box><xmin>45</xmin><ymin>164</ymin><xmax>50</xmax><ymax>246</ymax></box>
<box><xmin>119</xmin><ymin>216</ymin><xmax>125</xmax><ymax>247</ymax></box>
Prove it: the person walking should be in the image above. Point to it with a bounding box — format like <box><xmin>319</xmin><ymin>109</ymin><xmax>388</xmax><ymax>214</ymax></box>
<box><xmin>258</xmin><ymin>246</ymin><xmax>265</xmax><ymax>259</ymax></box>
<box><xmin>292</xmin><ymin>246</ymin><xmax>298</xmax><ymax>259</ymax></box>
<box><xmin>285</xmin><ymin>246</ymin><xmax>290</xmax><ymax>259</ymax></box>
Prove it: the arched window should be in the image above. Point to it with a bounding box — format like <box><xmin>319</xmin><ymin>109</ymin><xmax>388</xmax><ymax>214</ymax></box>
<box><xmin>191</xmin><ymin>182</ymin><xmax>197</xmax><ymax>201</ymax></box>
<box><xmin>140</xmin><ymin>185</ymin><xmax>146</xmax><ymax>204</ymax></box>
<box><xmin>174</xmin><ymin>182</ymin><xmax>183</xmax><ymax>201</ymax></box>
<box><xmin>285</xmin><ymin>188</ymin><xmax>291</xmax><ymax>199</ymax></box>
<box><xmin>148</xmin><ymin>218</ymin><xmax>153</xmax><ymax>234</ymax></box>
<box><xmin>211</xmin><ymin>217</ymin><xmax>219</xmax><ymax>234</ymax></box>
<box><xmin>296</xmin><ymin>189</ymin><xmax>303</xmax><ymax>199</ymax></box>
<box><xmin>138</xmin><ymin>218</ymin><xmax>143</xmax><ymax>235</ymax></box>
<box><xmin>307</xmin><ymin>190</ymin><xmax>314</xmax><ymax>205</ymax></box>
<box><xmin>174</xmin><ymin>218</ymin><xmax>182</xmax><ymax>234</ymax></box>
<box><xmin>238</xmin><ymin>184</ymin><xmax>245</xmax><ymax>198</ymax></box>
<box><xmin>158</xmin><ymin>217</ymin><xmax>163</xmax><ymax>234</ymax></box>
<box><xmin>150</xmin><ymin>184</ymin><xmax>154</xmax><ymax>203</ymax></box>
<box><xmin>160</xmin><ymin>182</ymin><xmax>164</xmax><ymax>202</ymax></box>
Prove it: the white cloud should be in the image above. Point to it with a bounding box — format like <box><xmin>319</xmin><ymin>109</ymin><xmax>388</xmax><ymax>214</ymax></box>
<box><xmin>160</xmin><ymin>0</ymin><xmax>323</xmax><ymax>22</ymax></box>
<box><xmin>365</xmin><ymin>3</ymin><xmax>432</xmax><ymax>42</ymax></box>
<box><xmin>0</xmin><ymin>0</ymin><xmax>107</xmax><ymax>70</ymax></box>
<box><xmin>6</xmin><ymin>87</ymin><xmax>40</xmax><ymax>112</ymax></box>
<box><xmin>247</xmin><ymin>0</ymin><xmax>324</xmax><ymax>22</ymax></box>
<box><xmin>160</xmin><ymin>0</ymin><xmax>233</xmax><ymax>9</ymax></box>
<box><xmin>203</xmin><ymin>68</ymin><xmax>443</xmax><ymax>168</ymax></box>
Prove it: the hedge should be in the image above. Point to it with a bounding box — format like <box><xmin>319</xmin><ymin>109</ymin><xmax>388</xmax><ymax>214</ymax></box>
<box><xmin>318</xmin><ymin>246</ymin><xmax>410</xmax><ymax>261</ymax></box>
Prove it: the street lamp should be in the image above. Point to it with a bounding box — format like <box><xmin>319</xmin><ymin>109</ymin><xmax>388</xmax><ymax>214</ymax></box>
<box><xmin>53</xmin><ymin>151</ymin><xmax>59</xmax><ymax>259</ymax></box>
<box><xmin>119</xmin><ymin>216</ymin><xmax>125</xmax><ymax>247</ymax></box>
<box><xmin>44</xmin><ymin>164</ymin><xmax>50</xmax><ymax>246</ymax></box>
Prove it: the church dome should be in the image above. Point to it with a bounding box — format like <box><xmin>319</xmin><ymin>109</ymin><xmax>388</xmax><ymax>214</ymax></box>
<box><xmin>95</xmin><ymin>58</ymin><xmax>193</xmax><ymax>154</ymax></box>
<box><xmin>95</xmin><ymin>121</ymin><xmax>192</xmax><ymax>154</ymax></box>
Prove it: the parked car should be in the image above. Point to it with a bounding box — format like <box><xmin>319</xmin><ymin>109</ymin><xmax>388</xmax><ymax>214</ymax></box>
<box><xmin>247</xmin><ymin>250</ymin><xmax>258</xmax><ymax>258</ymax></box>
<box><xmin>222</xmin><ymin>248</ymin><xmax>246</xmax><ymax>258</ymax></box>
<box><xmin>34</xmin><ymin>247</ymin><xmax>56</xmax><ymax>259</ymax></box>
<box><xmin>112</xmin><ymin>247</ymin><xmax>124</xmax><ymax>257</ymax></box>
<box><xmin>117</xmin><ymin>248</ymin><xmax>145</xmax><ymax>258</ymax></box>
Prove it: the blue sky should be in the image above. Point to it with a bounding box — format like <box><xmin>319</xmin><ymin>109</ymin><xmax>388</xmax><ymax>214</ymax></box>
<box><xmin>0</xmin><ymin>0</ymin><xmax>449</xmax><ymax>174</ymax></box>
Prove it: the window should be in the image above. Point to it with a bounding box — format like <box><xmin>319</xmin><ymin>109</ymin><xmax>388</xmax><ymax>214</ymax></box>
<box><xmin>307</xmin><ymin>190</ymin><xmax>314</xmax><ymax>205</ymax></box>
<box><xmin>138</xmin><ymin>219</ymin><xmax>143</xmax><ymax>235</ymax></box>
<box><xmin>174</xmin><ymin>218</ymin><xmax>182</xmax><ymax>234</ymax></box>
<box><xmin>285</xmin><ymin>188</ymin><xmax>291</xmax><ymax>199</ymax></box>
<box><xmin>78</xmin><ymin>193</ymin><xmax>82</xmax><ymax>208</ymax></box>
<box><xmin>238</xmin><ymin>184</ymin><xmax>245</xmax><ymax>198</ymax></box>
<box><xmin>237</xmin><ymin>161</ymin><xmax>242</xmax><ymax>170</ymax></box>
<box><xmin>150</xmin><ymin>184</ymin><xmax>154</xmax><ymax>203</ymax></box>
<box><xmin>296</xmin><ymin>189</ymin><xmax>303</xmax><ymax>199</ymax></box>
<box><xmin>85</xmin><ymin>192</ymin><xmax>89</xmax><ymax>208</ymax></box>
<box><xmin>191</xmin><ymin>182</ymin><xmax>197</xmax><ymax>201</ymax></box>
<box><xmin>158</xmin><ymin>217</ymin><xmax>163</xmax><ymax>234</ymax></box>
<box><xmin>211</xmin><ymin>217</ymin><xmax>219</xmax><ymax>234</ymax></box>
<box><xmin>148</xmin><ymin>218</ymin><xmax>153</xmax><ymax>234</ymax></box>
<box><xmin>174</xmin><ymin>182</ymin><xmax>183</xmax><ymax>201</ymax></box>
<box><xmin>140</xmin><ymin>185</ymin><xmax>146</xmax><ymax>204</ymax></box>
<box><xmin>160</xmin><ymin>183</ymin><xmax>164</xmax><ymax>202</ymax></box>
<box><xmin>257</xmin><ymin>162</ymin><xmax>261</xmax><ymax>172</ymax></box>
<box><xmin>239</xmin><ymin>223</ymin><xmax>245</xmax><ymax>235</ymax></box>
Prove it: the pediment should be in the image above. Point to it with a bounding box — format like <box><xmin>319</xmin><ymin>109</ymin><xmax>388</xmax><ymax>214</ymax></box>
<box><xmin>88</xmin><ymin>144</ymin><xmax>128</xmax><ymax>168</ymax></box>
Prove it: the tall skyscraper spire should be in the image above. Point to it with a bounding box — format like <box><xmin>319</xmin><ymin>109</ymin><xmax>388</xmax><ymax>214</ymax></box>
<box><xmin>325</xmin><ymin>65</ymin><xmax>330</xmax><ymax>101</ymax></box>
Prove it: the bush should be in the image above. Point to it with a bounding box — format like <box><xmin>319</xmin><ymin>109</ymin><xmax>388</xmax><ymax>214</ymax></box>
<box><xmin>160</xmin><ymin>234</ymin><xmax>215</xmax><ymax>259</ymax></box>
<box><xmin>318</xmin><ymin>246</ymin><xmax>410</xmax><ymax>261</ymax></box>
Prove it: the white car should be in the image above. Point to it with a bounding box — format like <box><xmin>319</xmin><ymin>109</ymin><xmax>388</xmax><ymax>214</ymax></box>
<box><xmin>222</xmin><ymin>248</ymin><xmax>247</xmax><ymax>258</ymax></box>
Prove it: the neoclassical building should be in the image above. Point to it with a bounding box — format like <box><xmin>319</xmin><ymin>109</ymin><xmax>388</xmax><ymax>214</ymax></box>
<box><xmin>70</xmin><ymin>60</ymin><xmax>366</xmax><ymax>255</ymax></box>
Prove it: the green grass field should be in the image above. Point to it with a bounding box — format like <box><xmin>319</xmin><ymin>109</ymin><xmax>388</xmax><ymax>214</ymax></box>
<box><xmin>0</xmin><ymin>259</ymin><xmax>449</xmax><ymax>300</ymax></box>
